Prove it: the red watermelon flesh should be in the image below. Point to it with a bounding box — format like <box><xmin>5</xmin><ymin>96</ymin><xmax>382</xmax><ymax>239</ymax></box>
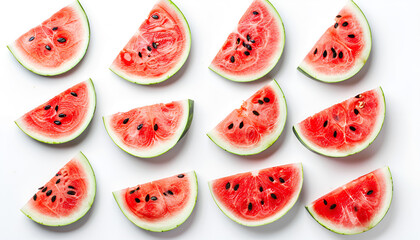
<box><xmin>8</xmin><ymin>1</ymin><xmax>90</xmax><ymax>76</ymax></box>
<box><xmin>298</xmin><ymin>0</ymin><xmax>371</xmax><ymax>82</ymax></box>
<box><xmin>15</xmin><ymin>79</ymin><xmax>96</xmax><ymax>144</ymax></box>
<box><xmin>110</xmin><ymin>0</ymin><xmax>191</xmax><ymax>85</ymax></box>
<box><xmin>113</xmin><ymin>171</ymin><xmax>197</xmax><ymax>232</ymax></box>
<box><xmin>209</xmin><ymin>0</ymin><xmax>285</xmax><ymax>82</ymax></box>
<box><xmin>293</xmin><ymin>88</ymin><xmax>385</xmax><ymax>157</ymax></box>
<box><xmin>209</xmin><ymin>164</ymin><xmax>303</xmax><ymax>226</ymax></box>
<box><xmin>306</xmin><ymin>167</ymin><xmax>393</xmax><ymax>234</ymax></box>
<box><xmin>21</xmin><ymin>152</ymin><xmax>96</xmax><ymax>226</ymax></box>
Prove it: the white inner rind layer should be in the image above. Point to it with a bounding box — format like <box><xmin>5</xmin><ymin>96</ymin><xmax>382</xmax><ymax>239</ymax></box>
<box><xmin>306</xmin><ymin>167</ymin><xmax>393</xmax><ymax>235</ymax></box>
<box><xmin>207</xmin><ymin>80</ymin><xmax>287</xmax><ymax>155</ymax></box>
<box><xmin>112</xmin><ymin>171</ymin><xmax>198</xmax><ymax>232</ymax></box>
<box><xmin>20</xmin><ymin>152</ymin><xmax>96</xmax><ymax>226</ymax></box>
<box><xmin>109</xmin><ymin>0</ymin><xmax>191</xmax><ymax>85</ymax></box>
<box><xmin>7</xmin><ymin>0</ymin><xmax>90</xmax><ymax>76</ymax></box>
<box><xmin>15</xmin><ymin>79</ymin><xmax>96</xmax><ymax>144</ymax></box>
<box><xmin>103</xmin><ymin>99</ymin><xmax>193</xmax><ymax>158</ymax></box>
<box><xmin>209</xmin><ymin>0</ymin><xmax>285</xmax><ymax>82</ymax></box>
<box><xmin>293</xmin><ymin>87</ymin><xmax>385</xmax><ymax>157</ymax></box>
<box><xmin>208</xmin><ymin>163</ymin><xmax>303</xmax><ymax>227</ymax></box>
<box><xmin>298</xmin><ymin>0</ymin><xmax>371</xmax><ymax>83</ymax></box>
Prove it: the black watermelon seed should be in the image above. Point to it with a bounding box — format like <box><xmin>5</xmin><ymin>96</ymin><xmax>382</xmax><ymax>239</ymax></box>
<box><xmin>354</xmin><ymin>206</ymin><xmax>358</xmax><ymax>212</ymax></box>
<box><xmin>135</xmin><ymin>198</ymin><xmax>140</xmax><ymax>203</ymax></box>
<box><xmin>70</xmin><ymin>92</ymin><xmax>77</xmax><ymax>97</ymax></box>
<box><xmin>38</xmin><ymin>186</ymin><xmax>44</xmax><ymax>190</ymax></box>
<box><xmin>336</xmin><ymin>15</ymin><xmax>342</xmax><ymax>18</ymax></box>
<box><xmin>253</xmin><ymin>11</ymin><xmax>259</xmax><ymax>15</ymax></box>
<box><xmin>33</xmin><ymin>194</ymin><xmax>37</xmax><ymax>201</ymax></box>
<box><xmin>45</xmin><ymin>45</ymin><xmax>51</xmax><ymax>51</ymax></box>
<box><xmin>339</xmin><ymin>52</ymin><xmax>343</xmax><ymax>58</ymax></box>
<box><xmin>29</xmin><ymin>36</ymin><xmax>35</xmax><ymax>42</ymax></box>
<box><xmin>57</xmin><ymin>38</ymin><xmax>66</xmax><ymax>43</ymax></box>
<box><xmin>147</xmin><ymin>46</ymin><xmax>152</xmax><ymax>51</ymax></box>
<box><xmin>247</xmin><ymin>35</ymin><xmax>251</xmax><ymax>41</ymax></box>
<box><xmin>67</xmin><ymin>191</ymin><xmax>76</xmax><ymax>195</ymax></box>
<box><xmin>44</xmin><ymin>105</ymin><xmax>51</xmax><ymax>110</ymax></box>
<box><xmin>42</xmin><ymin>187</ymin><xmax>47</xmax><ymax>193</ymax></box>
<box><xmin>230</xmin><ymin>56</ymin><xmax>235</xmax><ymax>63</ymax></box>
<box><xmin>348</xmin><ymin>34</ymin><xmax>355</xmax><ymax>38</ymax></box>
<box><xmin>145</xmin><ymin>194</ymin><xmax>150</xmax><ymax>202</ymax></box>
<box><xmin>330</xmin><ymin>204</ymin><xmax>336</xmax><ymax>209</ymax></box>
<box><xmin>123</xmin><ymin>118</ymin><xmax>129</xmax><ymax>124</ymax></box>
<box><xmin>350</xmin><ymin>126</ymin><xmax>356</xmax><ymax>131</ymax></box>
<box><xmin>51</xmin><ymin>196</ymin><xmax>56</xmax><ymax>202</ymax></box>
<box><xmin>264</xmin><ymin>97</ymin><xmax>270</xmax><ymax>103</ymax></box>
<box><xmin>367</xmin><ymin>190</ymin><xmax>373</xmax><ymax>195</ymax></box>
<box><xmin>56</xmin><ymin>173</ymin><xmax>60</xmax><ymax>176</ymax></box>
<box><xmin>129</xmin><ymin>190</ymin><xmax>135</xmax><ymax>194</ymax></box>
<box><xmin>138</xmin><ymin>52</ymin><xmax>142</xmax><ymax>58</ymax></box>
<box><xmin>252</xmin><ymin>110</ymin><xmax>260</xmax><ymax>116</ymax></box>
<box><xmin>58</xmin><ymin>114</ymin><xmax>66</xmax><ymax>118</ymax></box>
<box><xmin>167</xmin><ymin>190</ymin><xmax>174</xmax><ymax>195</ymax></box>
<box><xmin>148</xmin><ymin>55</ymin><xmax>150</xmax><ymax>57</ymax></box>
<box><xmin>239</xmin><ymin>121</ymin><xmax>244</xmax><ymax>129</ymax></box>
<box><xmin>68</xmin><ymin>186</ymin><xmax>75</xmax><ymax>189</ymax></box>
<box><xmin>331</xmin><ymin>48</ymin><xmax>337</xmax><ymax>58</ymax></box>
<box><xmin>136</xmin><ymin>187</ymin><xmax>140</xmax><ymax>191</ymax></box>
<box><xmin>258</xmin><ymin>100</ymin><xmax>264</xmax><ymax>105</ymax></box>
<box><xmin>137</xmin><ymin>124</ymin><xmax>143</xmax><ymax>130</ymax></box>
<box><xmin>248</xmin><ymin>203</ymin><xmax>253</xmax><ymax>211</ymax></box>
<box><xmin>55</xmin><ymin>105</ymin><xmax>58</xmax><ymax>111</ymax></box>
<box><xmin>154</xmin><ymin>124</ymin><xmax>158</xmax><ymax>131</ymax></box>
<box><xmin>246</xmin><ymin>45</ymin><xmax>252</xmax><ymax>51</ymax></box>
<box><xmin>323</xmin><ymin>120</ymin><xmax>328</xmax><ymax>127</ymax></box>
<box><xmin>225</xmin><ymin>182</ymin><xmax>231</xmax><ymax>189</ymax></box>
<box><xmin>178</xmin><ymin>174</ymin><xmax>185</xmax><ymax>178</ymax></box>
<box><xmin>54</xmin><ymin>121</ymin><xmax>61</xmax><ymax>125</ymax></box>
<box><xmin>152</xmin><ymin>15</ymin><xmax>159</xmax><ymax>19</ymax></box>
<box><xmin>271</xmin><ymin>193</ymin><xmax>277</xmax><ymax>199</ymax></box>
<box><xmin>151</xmin><ymin>196</ymin><xmax>157</xmax><ymax>201</ymax></box>
<box><xmin>314</xmin><ymin>48</ymin><xmax>318</xmax><ymax>55</ymax></box>
<box><xmin>260</xmin><ymin>200</ymin><xmax>264</xmax><ymax>205</ymax></box>
<box><xmin>323</xmin><ymin>199</ymin><xmax>327</xmax><ymax>205</ymax></box>
<box><xmin>228</xmin><ymin>123</ymin><xmax>234</xmax><ymax>129</ymax></box>
<box><xmin>323</xmin><ymin>50</ymin><xmax>327</xmax><ymax>58</ymax></box>
<box><xmin>163</xmin><ymin>192</ymin><xmax>167</xmax><ymax>196</ymax></box>
<box><xmin>355</xmin><ymin>94</ymin><xmax>362</xmax><ymax>98</ymax></box>
<box><xmin>269</xmin><ymin>176</ymin><xmax>274</xmax><ymax>182</ymax></box>
<box><xmin>242</xmin><ymin>41</ymin><xmax>246</xmax><ymax>48</ymax></box>
<box><xmin>279</xmin><ymin>177</ymin><xmax>285</xmax><ymax>183</ymax></box>
<box><xmin>56</xmin><ymin>179</ymin><xmax>61</xmax><ymax>184</ymax></box>
<box><xmin>234</xmin><ymin>184</ymin><xmax>239</xmax><ymax>191</ymax></box>
<box><xmin>259</xmin><ymin>186</ymin><xmax>263</xmax><ymax>192</ymax></box>
<box><xmin>354</xmin><ymin>109</ymin><xmax>359</xmax><ymax>115</ymax></box>
<box><xmin>334</xmin><ymin>23</ymin><xmax>338</xmax><ymax>28</ymax></box>
<box><xmin>333</xmin><ymin>131</ymin><xmax>337</xmax><ymax>138</ymax></box>
<box><xmin>46</xmin><ymin>190</ymin><xmax>52</xmax><ymax>196</ymax></box>
<box><xmin>250</xmin><ymin>39</ymin><xmax>255</xmax><ymax>43</ymax></box>
<box><xmin>244</xmin><ymin>51</ymin><xmax>250</xmax><ymax>56</ymax></box>
<box><xmin>152</xmin><ymin>42</ymin><xmax>158</xmax><ymax>49</ymax></box>
<box><xmin>342</xmin><ymin>22</ymin><xmax>348</xmax><ymax>27</ymax></box>
<box><xmin>52</xmin><ymin>27</ymin><xmax>58</xmax><ymax>31</ymax></box>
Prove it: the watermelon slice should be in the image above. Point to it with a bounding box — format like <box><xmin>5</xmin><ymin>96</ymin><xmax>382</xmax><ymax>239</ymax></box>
<box><xmin>113</xmin><ymin>171</ymin><xmax>197</xmax><ymax>232</ymax></box>
<box><xmin>207</xmin><ymin>80</ymin><xmax>287</xmax><ymax>155</ymax></box>
<box><xmin>298</xmin><ymin>0</ymin><xmax>371</xmax><ymax>82</ymax></box>
<box><xmin>8</xmin><ymin>0</ymin><xmax>90</xmax><ymax>76</ymax></box>
<box><xmin>103</xmin><ymin>99</ymin><xmax>193</xmax><ymax>158</ymax></box>
<box><xmin>21</xmin><ymin>152</ymin><xmax>96</xmax><ymax>226</ymax></box>
<box><xmin>293</xmin><ymin>87</ymin><xmax>385</xmax><ymax>157</ymax></box>
<box><xmin>209</xmin><ymin>0</ymin><xmax>285</xmax><ymax>82</ymax></box>
<box><xmin>306</xmin><ymin>167</ymin><xmax>393</xmax><ymax>234</ymax></box>
<box><xmin>209</xmin><ymin>163</ymin><xmax>303</xmax><ymax>226</ymax></box>
<box><xmin>109</xmin><ymin>0</ymin><xmax>191</xmax><ymax>85</ymax></box>
<box><xmin>15</xmin><ymin>79</ymin><xmax>96</xmax><ymax>144</ymax></box>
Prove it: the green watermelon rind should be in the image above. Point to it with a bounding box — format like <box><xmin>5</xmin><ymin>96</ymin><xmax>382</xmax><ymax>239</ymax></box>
<box><xmin>7</xmin><ymin>0</ymin><xmax>90</xmax><ymax>77</ymax></box>
<box><xmin>208</xmin><ymin>163</ymin><xmax>303</xmax><ymax>227</ymax></box>
<box><xmin>305</xmin><ymin>167</ymin><xmax>393</xmax><ymax>235</ymax></box>
<box><xmin>109</xmin><ymin>0</ymin><xmax>191</xmax><ymax>85</ymax></box>
<box><xmin>207</xmin><ymin>80</ymin><xmax>287</xmax><ymax>156</ymax></box>
<box><xmin>103</xmin><ymin>99</ymin><xmax>194</xmax><ymax>158</ymax></box>
<box><xmin>15</xmin><ymin>79</ymin><xmax>97</xmax><ymax>144</ymax></box>
<box><xmin>112</xmin><ymin>171</ymin><xmax>198</xmax><ymax>232</ymax></box>
<box><xmin>209</xmin><ymin>0</ymin><xmax>285</xmax><ymax>82</ymax></box>
<box><xmin>297</xmin><ymin>0</ymin><xmax>372</xmax><ymax>83</ymax></box>
<box><xmin>292</xmin><ymin>87</ymin><xmax>385</xmax><ymax>158</ymax></box>
<box><xmin>20</xmin><ymin>152</ymin><xmax>96</xmax><ymax>226</ymax></box>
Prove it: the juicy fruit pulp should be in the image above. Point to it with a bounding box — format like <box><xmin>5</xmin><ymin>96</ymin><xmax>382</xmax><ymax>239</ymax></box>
<box><xmin>21</xmin><ymin>152</ymin><xmax>96</xmax><ymax>226</ymax></box>
<box><xmin>110</xmin><ymin>0</ymin><xmax>191</xmax><ymax>85</ymax></box>
<box><xmin>209</xmin><ymin>163</ymin><xmax>303</xmax><ymax>226</ymax></box>
<box><xmin>8</xmin><ymin>0</ymin><xmax>90</xmax><ymax>76</ymax></box>
<box><xmin>298</xmin><ymin>0</ymin><xmax>371</xmax><ymax>82</ymax></box>
<box><xmin>209</xmin><ymin>0</ymin><xmax>285</xmax><ymax>82</ymax></box>
<box><xmin>293</xmin><ymin>87</ymin><xmax>385</xmax><ymax>157</ymax></box>
<box><xmin>103</xmin><ymin>99</ymin><xmax>193</xmax><ymax>158</ymax></box>
<box><xmin>113</xmin><ymin>171</ymin><xmax>197</xmax><ymax>232</ymax></box>
<box><xmin>306</xmin><ymin>167</ymin><xmax>393</xmax><ymax>235</ymax></box>
<box><xmin>15</xmin><ymin>79</ymin><xmax>96</xmax><ymax>144</ymax></box>
<box><xmin>207</xmin><ymin>80</ymin><xmax>287</xmax><ymax>155</ymax></box>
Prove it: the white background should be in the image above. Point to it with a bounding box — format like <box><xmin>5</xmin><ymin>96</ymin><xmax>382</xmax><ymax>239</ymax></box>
<box><xmin>0</xmin><ymin>0</ymin><xmax>418</xmax><ymax>239</ymax></box>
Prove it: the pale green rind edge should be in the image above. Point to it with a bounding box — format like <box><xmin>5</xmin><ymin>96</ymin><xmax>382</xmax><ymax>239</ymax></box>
<box><xmin>112</xmin><ymin>171</ymin><xmax>198</xmax><ymax>232</ymax></box>
<box><xmin>292</xmin><ymin>87</ymin><xmax>385</xmax><ymax>158</ymax></box>
<box><xmin>7</xmin><ymin>0</ymin><xmax>90</xmax><ymax>77</ymax></box>
<box><xmin>20</xmin><ymin>151</ymin><xmax>97</xmax><ymax>226</ymax></box>
<box><xmin>305</xmin><ymin>167</ymin><xmax>393</xmax><ymax>235</ymax></box>
<box><xmin>14</xmin><ymin>78</ymin><xmax>97</xmax><ymax>144</ymax></box>
<box><xmin>103</xmin><ymin>99</ymin><xmax>194</xmax><ymax>158</ymax></box>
